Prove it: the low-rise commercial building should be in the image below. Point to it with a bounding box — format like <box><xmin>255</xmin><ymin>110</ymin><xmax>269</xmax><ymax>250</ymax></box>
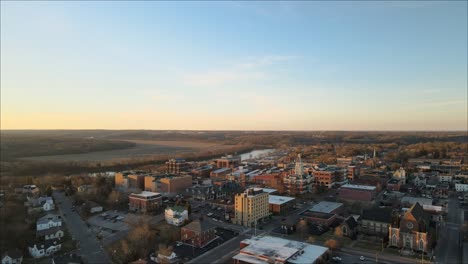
<box><xmin>338</xmin><ymin>184</ymin><xmax>376</xmax><ymax>202</ymax></box>
<box><xmin>309</xmin><ymin>201</ymin><xmax>344</xmax><ymax>215</ymax></box>
<box><xmin>232</xmin><ymin>236</ymin><xmax>329</xmax><ymax>264</ymax></box>
<box><xmin>268</xmin><ymin>195</ymin><xmax>295</xmax><ymax>215</ymax></box>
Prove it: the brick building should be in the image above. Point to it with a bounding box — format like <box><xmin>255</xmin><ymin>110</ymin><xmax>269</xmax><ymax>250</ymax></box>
<box><xmin>268</xmin><ymin>195</ymin><xmax>295</xmax><ymax>215</ymax></box>
<box><xmin>159</xmin><ymin>175</ymin><xmax>193</xmax><ymax>193</ymax></box>
<box><xmin>166</xmin><ymin>158</ymin><xmax>189</xmax><ymax>174</ymax></box>
<box><xmin>216</xmin><ymin>155</ymin><xmax>241</xmax><ymax>168</ymax></box>
<box><xmin>347</xmin><ymin>165</ymin><xmax>360</xmax><ymax>181</ymax></box>
<box><xmin>180</xmin><ymin>219</ymin><xmax>217</xmax><ymax>248</ymax></box>
<box><xmin>387</xmin><ymin>178</ymin><xmax>401</xmax><ymax>191</ymax></box>
<box><xmin>299</xmin><ymin>211</ymin><xmax>337</xmax><ymax>226</ymax></box>
<box><xmin>210</xmin><ymin>168</ymin><xmax>232</xmax><ymax>180</ymax></box>
<box><xmin>338</xmin><ymin>184</ymin><xmax>376</xmax><ymax>202</ymax></box>
<box><xmin>128</xmin><ymin>191</ymin><xmax>162</xmax><ymax>213</ymax></box>
<box><xmin>251</xmin><ymin>173</ymin><xmax>285</xmax><ymax>194</ymax></box>
<box><xmin>191</xmin><ymin>165</ymin><xmax>213</xmax><ymax>178</ymax></box>
<box><xmin>313</xmin><ymin>170</ymin><xmax>339</xmax><ymax>188</ymax></box>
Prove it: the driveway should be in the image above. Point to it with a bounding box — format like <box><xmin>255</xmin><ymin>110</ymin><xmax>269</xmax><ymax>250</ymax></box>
<box><xmin>53</xmin><ymin>191</ymin><xmax>111</xmax><ymax>264</ymax></box>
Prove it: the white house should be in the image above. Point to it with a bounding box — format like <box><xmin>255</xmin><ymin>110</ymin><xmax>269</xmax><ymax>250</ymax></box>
<box><xmin>438</xmin><ymin>175</ymin><xmax>453</xmax><ymax>183</ymax></box>
<box><xmin>165</xmin><ymin>206</ymin><xmax>188</xmax><ymax>226</ymax></box>
<box><xmin>36</xmin><ymin>226</ymin><xmax>64</xmax><ymax>241</ymax></box>
<box><xmin>36</xmin><ymin>214</ymin><xmax>62</xmax><ymax>231</ymax></box>
<box><xmin>1</xmin><ymin>249</ymin><xmax>23</xmax><ymax>264</ymax></box>
<box><xmin>455</xmin><ymin>183</ymin><xmax>468</xmax><ymax>192</ymax></box>
<box><xmin>28</xmin><ymin>196</ymin><xmax>55</xmax><ymax>212</ymax></box>
<box><xmin>28</xmin><ymin>240</ymin><xmax>61</xmax><ymax>258</ymax></box>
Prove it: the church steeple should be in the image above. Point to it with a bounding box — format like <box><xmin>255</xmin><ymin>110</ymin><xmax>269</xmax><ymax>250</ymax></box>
<box><xmin>295</xmin><ymin>153</ymin><xmax>303</xmax><ymax>176</ymax></box>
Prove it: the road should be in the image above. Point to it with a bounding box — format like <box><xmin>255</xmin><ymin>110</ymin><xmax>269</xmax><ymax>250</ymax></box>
<box><xmin>339</xmin><ymin>248</ymin><xmax>418</xmax><ymax>264</ymax></box>
<box><xmin>435</xmin><ymin>193</ymin><xmax>462</xmax><ymax>264</ymax></box>
<box><xmin>53</xmin><ymin>191</ymin><xmax>111</xmax><ymax>264</ymax></box>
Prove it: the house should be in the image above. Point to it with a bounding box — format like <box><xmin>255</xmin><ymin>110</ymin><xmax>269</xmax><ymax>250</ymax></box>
<box><xmin>22</xmin><ymin>185</ymin><xmax>40</xmax><ymax>195</ymax></box>
<box><xmin>339</xmin><ymin>216</ymin><xmax>358</xmax><ymax>239</ymax></box>
<box><xmin>361</xmin><ymin>207</ymin><xmax>393</xmax><ymax>237</ymax></box>
<box><xmin>77</xmin><ymin>184</ymin><xmax>95</xmax><ymax>194</ymax></box>
<box><xmin>36</xmin><ymin>226</ymin><xmax>64</xmax><ymax>241</ymax></box>
<box><xmin>155</xmin><ymin>251</ymin><xmax>179</xmax><ymax>264</ymax></box>
<box><xmin>413</xmin><ymin>175</ymin><xmax>427</xmax><ymax>188</ymax></box>
<box><xmin>28</xmin><ymin>196</ymin><xmax>55</xmax><ymax>212</ymax></box>
<box><xmin>180</xmin><ymin>219</ymin><xmax>217</xmax><ymax>248</ymax></box>
<box><xmin>37</xmin><ymin>214</ymin><xmax>62</xmax><ymax>231</ymax></box>
<box><xmin>165</xmin><ymin>206</ymin><xmax>189</xmax><ymax>226</ymax></box>
<box><xmin>28</xmin><ymin>239</ymin><xmax>61</xmax><ymax>258</ymax></box>
<box><xmin>1</xmin><ymin>249</ymin><xmax>23</xmax><ymax>264</ymax></box>
<box><xmin>389</xmin><ymin>203</ymin><xmax>432</xmax><ymax>254</ymax></box>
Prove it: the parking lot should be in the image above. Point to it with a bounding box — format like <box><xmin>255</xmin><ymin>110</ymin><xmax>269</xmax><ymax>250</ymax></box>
<box><xmin>87</xmin><ymin>210</ymin><xmax>131</xmax><ymax>232</ymax></box>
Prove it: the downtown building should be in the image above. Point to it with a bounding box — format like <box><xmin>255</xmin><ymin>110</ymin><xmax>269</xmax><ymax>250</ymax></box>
<box><xmin>234</xmin><ymin>188</ymin><xmax>269</xmax><ymax>227</ymax></box>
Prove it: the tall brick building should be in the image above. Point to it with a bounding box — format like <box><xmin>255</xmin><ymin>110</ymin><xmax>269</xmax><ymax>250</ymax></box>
<box><xmin>159</xmin><ymin>175</ymin><xmax>193</xmax><ymax>193</ymax></box>
<box><xmin>166</xmin><ymin>158</ymin><xmax>189</xmax><ymax>174</ymax></box>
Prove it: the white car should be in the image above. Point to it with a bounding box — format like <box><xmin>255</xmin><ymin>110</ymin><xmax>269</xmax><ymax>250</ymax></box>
<box><xmin>360</xmin><ymin>256</ymin><xmax>365</xmax><ymax>261</ymax></box>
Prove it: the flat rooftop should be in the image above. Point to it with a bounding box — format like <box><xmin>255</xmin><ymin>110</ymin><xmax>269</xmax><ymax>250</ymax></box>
<box><xmin>130</xmin><ymin>191</ymin><xmax>161</xmax><ymax>198</ymax></box>
<box><xmin>309</xmin><ymin>201</ymin><xmax>343</xmax><ymax>214</ymax></box>
<box><xmin>341</xmin><ymin>184</ymin><xmax>376</xmax><ymax>191</ymax></box>
<box><xmin>212</xmin><ymin>168</ymin><xmax>231</xmax><ymax>174</ymax></box>
<box><xmin>269</xmin><ymin>195</ymin><xmax>295</xmax><ymax>205</ymax></box>
<box><xmin>233</xmin><ymin>236</ymin><xmax>328</xmax><ymax>264</ymax></box>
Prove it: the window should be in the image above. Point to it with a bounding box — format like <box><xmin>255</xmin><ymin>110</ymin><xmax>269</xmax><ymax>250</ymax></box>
<box><xmin>419</xmin><ymin>240</ymin><xmax>424</xmax><ymax>251</ymax></box>
<box><xmin>392</xmin><ymin>234</ymin><xmax>398</xmax><ymax>246</ymax></box>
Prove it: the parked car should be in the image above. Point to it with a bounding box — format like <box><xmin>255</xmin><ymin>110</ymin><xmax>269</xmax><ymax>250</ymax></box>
<box><xmin>360</xmin><ymin>256</ymin><xmax>365</xmax><ymax>261</ymax></box>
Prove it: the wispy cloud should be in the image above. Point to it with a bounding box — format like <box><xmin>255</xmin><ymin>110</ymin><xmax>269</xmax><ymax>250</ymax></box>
<box><xmin>238</xmin><ymin>55</ymin><xmax>299</xmax><ymax>69</ymax></box>
<box><xmin>182</xmin><ymin>55</ymin><xmax>298</xmax><ymax>87</ymax></box>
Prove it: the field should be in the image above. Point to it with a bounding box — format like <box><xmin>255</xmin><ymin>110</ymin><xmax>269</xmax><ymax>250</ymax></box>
<box><xmin>19</xmin><ymin>140</ymin><xmax>226</xmax><ymax>162</ymax></box>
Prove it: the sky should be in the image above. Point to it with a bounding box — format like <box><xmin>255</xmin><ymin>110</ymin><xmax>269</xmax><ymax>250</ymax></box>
<box><xmin>1</xmin><ymin>1</ymin><xmax>467</xmax><ymax>131</ymax></box>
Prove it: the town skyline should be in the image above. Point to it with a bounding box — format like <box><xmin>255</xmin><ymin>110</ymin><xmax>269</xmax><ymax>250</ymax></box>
<box><xmin>1</xmin><ymin>1</ymin><xmax>467</xmax><ymax>130</ymax></box>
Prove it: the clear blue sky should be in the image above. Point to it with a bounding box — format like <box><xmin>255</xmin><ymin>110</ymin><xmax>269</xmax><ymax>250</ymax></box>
<box><xmin>1</xmin><ymin>1</ymin><xmax>467</xmax><ymax>130</ymax></box>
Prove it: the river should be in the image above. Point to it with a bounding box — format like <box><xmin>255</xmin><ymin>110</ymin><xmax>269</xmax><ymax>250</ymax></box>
<box><xmin>239</xmin><ymin>149</ymin><xmax>276</xmax><ymax>160</ymax></box>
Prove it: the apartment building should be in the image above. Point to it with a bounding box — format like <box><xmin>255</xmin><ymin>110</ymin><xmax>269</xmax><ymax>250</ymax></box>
<box><xmin>166</xmin><ymin>158</ymin><xmax>190</xmax><ymax>174</ymax></box>
<box><xmin>115</xmin><ymin>171</ymin><xmax>146</xmax><ymax>190</ymax></box>
<box><xmin>234</xmin><ymin>188</ymin><xmax>269</xmax><ymax>227</ymax></box>
<box><xmin>216</xmin><ymin>155</ymin><xmax>241</xmax><ymax>168</ymax></box>
<box><xmin>347</xmin><ymin>165</ymin><xmax>360</xmax><ymax>181</ymax></box>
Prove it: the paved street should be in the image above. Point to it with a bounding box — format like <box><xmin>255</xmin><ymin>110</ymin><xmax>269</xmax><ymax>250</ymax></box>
<box><xmin>53</xmin><ymin>191</ymin><xmax>111</xmax><ymax>264</ymax></box>
<box><xmin>435</xmin><ymin>193</ymin><xmax>462</xmax><ymax>264</ymax></box>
